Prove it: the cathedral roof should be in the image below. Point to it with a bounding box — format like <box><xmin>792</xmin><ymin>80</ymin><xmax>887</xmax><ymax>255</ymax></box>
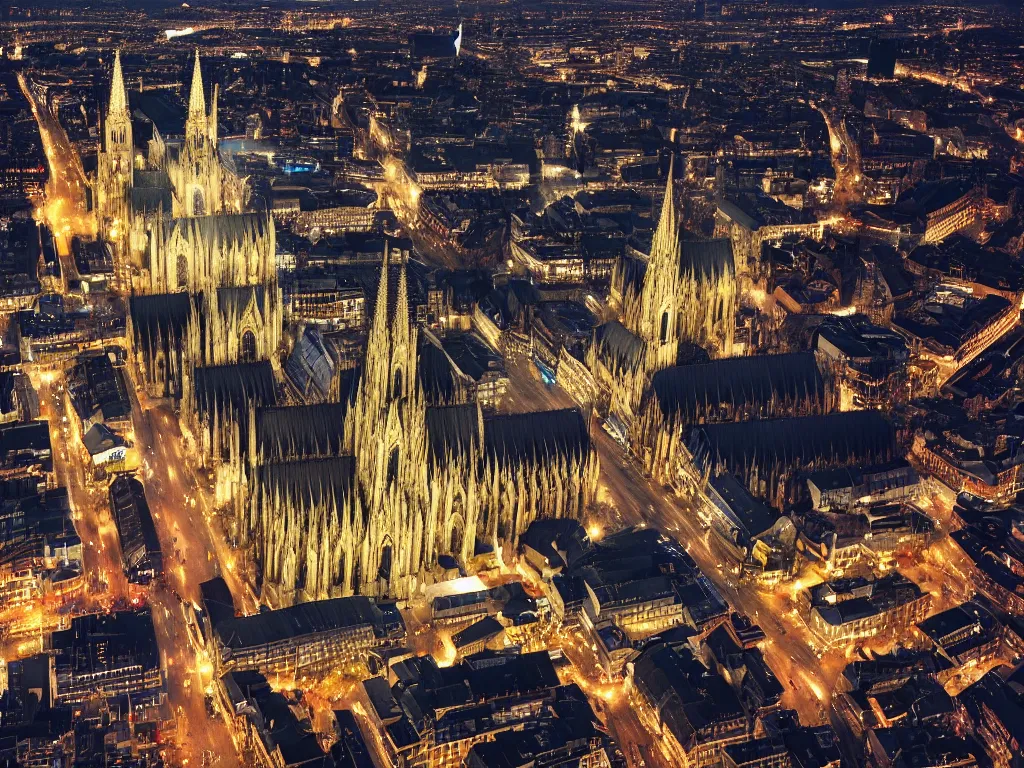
<box><xmin>593</xmin><ymin>320</ymin><xmax>645</xmax><ymax>374</ymax></box>
<box><xmin>483</xmin><ymin>408</ymin><xmax>590</xmax><ymax>467</ymax></box>
<box><xmin>419</xmin><ymin>339</ymin><xmax>459</xmax><ymax>404</ymax></box>
<box><xmin>425</xmin><ymin>404</ymin><xmax>479</xmax><ymax>461</ymax></box>
<box><xmin>256</xmin><ymin>457</ymin><xmax>355</xmax><ymax>510</ymax></box>
<box><xmin>690</xmin><ymin>411</ymin><xmax>895</xmax><ymax>475</ymax></box>
<box><xmin>629</xmin><ymin>238</ymin><xmax>736</xmax><ymax>284</ymax></box>
<box><xmin>134</xmin><ymin>167</ymin><xmax>169</xmax><ymax>189</ymax></box>
<box><xmin>131</xmin><ymin>169</ymin><xmax>173</xmax><ymax>214</ymax></box>
<box><xmin>129</xmin><ymin>292</ymin><xmax>193</xmax><ymax>343</ymax></box>
<box><xmin>680</xmin><ymin>238</ymin><xmax>735</xmax><ymax>282</ymax></box>
<box><xmin>650</xmin><ymin>352</ymin><xmax>826</xmax><ymax>421</ymax></box>
<box><xmin>192</xmin><ymin>361</ymin><xmax>277</xmax><ymax>417</ymax></box>
<box><xmin>164</xmin><ymin>212</ymin><xmax>271</xmax><ymax>249</ymax></box>
<box><xmin>131</xmin><ymin>186</ymin><xmax>173</xmax><ymax>215</ymax></box>
<box><xmin>256</xmin><ymin>403</ymin><xmax>350</xmax><ymax>462</ymax></box>
<box><xmin>217</xmin><ymin>285</ymin><xmax>265</xmax><ymax>315</ymax></box>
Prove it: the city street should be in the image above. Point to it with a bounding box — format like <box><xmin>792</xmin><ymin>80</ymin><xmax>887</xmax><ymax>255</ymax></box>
<box><xmin>132</xmin><ymin>392</ymin><xmax>257</xmax><ymax>614</ymax></box>
<box><xmin>36</xmin><ymin>372</ymin><xmax>127</xmax><ymax>603</ymax></box>
<box><xmin>35</xmin><ymin>369</ymin><xmax>241</xmax><ymax>766</ymax></box>
<box><xmin>18</xmin><ymin>71</ymin><xmax>93</xmax><ymax>271</ymax></box>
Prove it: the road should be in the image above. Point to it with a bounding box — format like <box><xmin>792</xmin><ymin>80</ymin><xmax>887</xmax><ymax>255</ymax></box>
<box><xmin>18</xmin><ymin>71</ymin><xmax>93</xmax><ymax>272</ymax></box>
<box><xmin>35</xmin><ymin>369</ymin><xmax>241</xmax><ymax>766</ymax></box>
<box><xmin>126</xmin><ymin>390</ymin><xmax>254</xmax><ymax>766</ymax></box>
<box><xmin>19</xmin><ymin>71</ymin><xmax>243</xmax><ymax>764</ymax></box>
<box><xmin>132</xmin><ymin>391</ymin><xmax>257</xmax><ymax>614</ymax></box>
<box><xmin>813</xmin><ymin>100</ymin><xmax>866</xmax><ymax>209</ymax></box>
<box><xmin>502</xmin><ymin>356</ymin><xmax>983</xmax><ymax>748</ymax></box>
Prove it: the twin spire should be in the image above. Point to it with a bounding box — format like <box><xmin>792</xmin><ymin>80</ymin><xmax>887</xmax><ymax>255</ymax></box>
<box><xmin>364</xmin><ymin>243</ymin><xmax>412</xmax><ymax>403</ymax></box>
<box><xmin>108</xmin><ymin>47</ymin><xmax>204</xmax><ymax>120</ymax></box>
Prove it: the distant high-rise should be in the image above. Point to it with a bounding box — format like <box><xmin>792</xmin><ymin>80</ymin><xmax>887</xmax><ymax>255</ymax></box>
<box><xmin>867</xmin><ymin>38</ymin><xmax>898</xmax><ymax>79</ymax></box>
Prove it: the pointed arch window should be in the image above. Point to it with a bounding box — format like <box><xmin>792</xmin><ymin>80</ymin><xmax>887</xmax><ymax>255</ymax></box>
<box><xmin>241</xmin><ymin>331</ymin><xmax>257</xmax><ymax>362</ymax></box>
<box><xmin>660</xmin><ymin>311</ymin><xmax>670</xmax><ymax>344</ymax></box>
<box><xmin>387</xmin><ymin>445</ymin><xmax>400</xmax><ymax>490</ymax></box>
<box><xmin>378</xmin><ymin>543</ymin><xmax>392</xmax><ymax>582</ymax></box>
<box><xmin>176</xmin><ymin>253</ymin><xmax>189</xmax><ymax>289</ymax></box>
<box><xmin>192</xmin><ymin>187</ymin><xmax>206</xmax><ymax>217</ymax></box>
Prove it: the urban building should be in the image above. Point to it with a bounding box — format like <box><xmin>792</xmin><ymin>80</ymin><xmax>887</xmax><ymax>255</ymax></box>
<box><xmin>804</xmin><ymin>574</ymin><xmax>931</xmax><ymax>648</ymax></box>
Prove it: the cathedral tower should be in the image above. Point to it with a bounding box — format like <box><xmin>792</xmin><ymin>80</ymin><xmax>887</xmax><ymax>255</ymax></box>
<box><xmin>96</xmin><ymin>50</ymin><xmax>133</xmax><ymax>242</ymax></box>
<box><xmin>179</xmin><ymin>49</ymin><xmax>223</xmax><ymax>217</ymax></box>
<box><xmin>631</xmin><ymin>159</ymin><xmax>683</xmax><ymax>373</ymax></box>
<box><xmin>346</xmin><ymin>245</ymin><xmax>430</xmax><ymax>597</ymax></box>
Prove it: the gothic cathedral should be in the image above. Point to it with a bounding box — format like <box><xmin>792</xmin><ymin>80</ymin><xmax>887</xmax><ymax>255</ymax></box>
<box><xmin>94</xmin><ymin>50</ymin><xmax>598</xmax><ymax>607</ymax></box>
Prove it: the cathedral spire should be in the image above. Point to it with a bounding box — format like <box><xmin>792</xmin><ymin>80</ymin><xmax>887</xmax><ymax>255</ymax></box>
<box><xmin>209</xmin><ymin>82</ymin><xmax>219</xmax><ymax>145</ymax></box>
<box><xmin>188</xmin><ymin>47</ymin><xmax>205</xmax><ymax>118</ymax></box>
<box><xmin>109</xmin><ymin>50</ymin><xmax>128</xmax><ymax>118</ymax></box>
<box><xmin>363</xmin><ymin>243</ymin><xmax>391</xmax><ymax>395</ymax></box>
<box><xmin>649</xmin><ymin>154</ymin><xmax>679</xmax><ymax>270</ymax></box>
<box><xmin>392</xmin><ymin>249</ymin><xmax>410</xmax><ymax>349</ymax></box>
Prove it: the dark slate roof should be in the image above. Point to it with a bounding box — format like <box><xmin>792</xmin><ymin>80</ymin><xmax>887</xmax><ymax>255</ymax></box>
<box><xmin>284</xmin><ymin>327</ymin><xmax>335</xmax><ymax>400</ymax></box>
<box><xmin>681</xmin><ymin>238</ymin><xmax>735</xmax><ymax>282</ymax></box>
<box><xmin>257</xmin><ymin>457</ymin><xmax>355</xmax><ymax>509</ymax></box>
<box><xmin>214</xmin><ymin>595</ymin><xmax>395</xmax><ymax>650</ymax></box>
<box><xmin>192</xmin><ymin>362</ymin><xmax>277</xmax><ymax>417</ymax></box>
<box><xmin>418</xmin><ymin>339</ymin><xmax>459</xmax><ymax>403</ymax></box>
<box><xmin>129</xmin><ymin>292</ymin><xmax>193</xmax><ymax>344</ymax></box>
<box><xmin>131</xmin><ymin>169</ymin><xmax>172</xmax><ymax>214</ymax></box>
<box><xmin>483</xmin><ymin>408</ymin><xmax>590</xmax><ymax>466</ymax></box>
<box><xmin>199</xmin><ymin>577</ymin><xmax>236</xmax><ymax>631</ymax></box>
<box><xmin>255</xmin><ymin>403</ymin><xmax>349</xmax><ymax>461</ymax></box>
<box><xmin>109</xmin><ymin>475</ymin><xmax>161</xmax><ymax>575</ymax></box>
<box><xmin>519</xmin><ymin>518</ymin><xmax>588</xmax><ymax>570</ymax></box>
<box><xmin>632</xmin><ymin>641</ymin><xmax>744</xmax><ymax>749</ymax></box>
<box><xmin>708</xmin><ymin>473</ymin><xmax>778</xmax><ymax>540</ymax></box>
<box><xmin>650</xmin><ymin>352</ymin><xmax>825</xmax><ymax>420</ymax></box>
<box><xmin>692</xmin><ymin>411</ymin><xmax>895</xmax><ymax>472</ymax></box>
<box><xmin>52</xmin><ymin>610</ymin><xmax>160</xmax><ymax>674</ymax></box>
<box><xmin>465</xmin><ymin>651</ymin><xmax>560</xmax><ymax>699</ymax></box>
<box><xmin>0</xmin><ymin>420</ymin><xmax>51</xmax><ymax>456</ymax></box>
<box><xmin>452</xmin><ymin>616</ymin><xmax>503</xmax><ymax>649</ymax></box>
<box><xmin>593</xmin><ymin>320</ymin><xmax>645</xmax><ymax>374</ymax></box>
<box><xmin>425</xmin><ymin>404</ymin><xmax>479</xmax><ymax>461</ymax></box>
